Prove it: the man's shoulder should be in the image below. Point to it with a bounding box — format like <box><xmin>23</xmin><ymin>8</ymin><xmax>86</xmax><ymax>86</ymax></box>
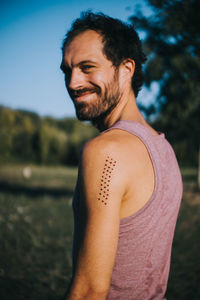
<box><xmin>79</xmin><ymin>128</ymin><xmax>155</xmax><ymax>214</ymax></box>
<box><xmin>83</xmin><ymin>130</ymin><xmax>123</xmax><ymax>156</ymax></box>
<box><xmin>81</xmin><ymin>128</ymin><xmax>147</xmax><ymax>171</ymax></box>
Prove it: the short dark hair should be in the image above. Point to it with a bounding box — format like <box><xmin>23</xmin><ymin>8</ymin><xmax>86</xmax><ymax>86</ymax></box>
<box><xmin>61</xmin><ymin>11</ymin><xmax>146</xmax><ymax>97</ymax></box>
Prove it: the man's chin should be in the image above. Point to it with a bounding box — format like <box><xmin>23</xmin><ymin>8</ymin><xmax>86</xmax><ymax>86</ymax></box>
<box><xmin>75</xmin><ymin>109</ymin><xmax>94</xmax><ymax>121</ymax></box>
<box><xmin>75</xmin><ymin>108</ymin><xmax>102</xmax><ymax>121</ymax></box>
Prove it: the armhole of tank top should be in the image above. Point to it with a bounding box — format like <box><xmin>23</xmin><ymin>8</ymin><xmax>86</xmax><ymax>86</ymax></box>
<box><xmin>102</xmin><ymin>126</ymin><xmax>160</xmax><ymax>225</ymax></box>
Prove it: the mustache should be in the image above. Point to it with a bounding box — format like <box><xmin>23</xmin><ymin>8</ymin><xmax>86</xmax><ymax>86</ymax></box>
<box><xmin>68</xmin><ymin>87</ymin><xmax>101</xmax><ymax>98</ymax></box>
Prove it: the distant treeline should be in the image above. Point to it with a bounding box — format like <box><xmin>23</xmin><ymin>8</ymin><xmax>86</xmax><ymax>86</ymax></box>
<box><xmin>0</xmin><ymin>106</ymin><xmax>197</xmax><ymax>166</ymax></box>
<box><xmin>0</xmin><ymin>106</ymin><xmax>98</xmax><ymax>165</ymax></box>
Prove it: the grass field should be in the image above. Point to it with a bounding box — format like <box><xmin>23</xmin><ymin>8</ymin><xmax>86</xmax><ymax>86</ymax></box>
<box><xmin>0</xmin><ymin>164</ymin><xmax>199</xmax><ymax>300</ymax></box>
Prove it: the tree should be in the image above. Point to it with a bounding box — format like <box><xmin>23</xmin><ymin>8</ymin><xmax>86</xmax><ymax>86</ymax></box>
<box><xmin>38</xmin><ymin>123</ymin><xmax>69</xmax><ymax>165</ymax></box>
<box><xmin>129</xmin><ymin>0</ymin><xmax>200</xmax><ymax>185</ymax></box>
<box><xmin>0</xmin><ymin>107</ymin><xmax>15</xmax><ymax>162</ymax></box>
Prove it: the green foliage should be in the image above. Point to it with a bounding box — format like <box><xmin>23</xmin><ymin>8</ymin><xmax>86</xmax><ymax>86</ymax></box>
<box><xmin>130</xmin><ymin>0</ymin><xmax>200</xmax><ymax>164</ymax></box>
<box><xmin>0</xmin><ymin>106</ymin><xmax>98</xmax><ymax>166</ymax></box>
<box><xmin>39</xmin><ymin>123</ymin><xmax>68</xmax><ymax>164</ymax></box>
<box><xmin>0</xmin><ymin>107</ymin><xmax>15</xmax><ymax>161</ymax></box>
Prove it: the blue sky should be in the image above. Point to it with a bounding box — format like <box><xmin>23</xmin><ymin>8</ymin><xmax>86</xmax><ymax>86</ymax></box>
<box><xmin>0</xmin><ymin>0</ymin><xmax>155</xmax><ymax>118</ymax></box>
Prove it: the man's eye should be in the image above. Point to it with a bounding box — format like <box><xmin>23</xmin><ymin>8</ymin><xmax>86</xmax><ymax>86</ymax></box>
<box><xmin>82</xmin><ymin>65</ymin><xmax>94</xmax><ymax>72</ymax></box>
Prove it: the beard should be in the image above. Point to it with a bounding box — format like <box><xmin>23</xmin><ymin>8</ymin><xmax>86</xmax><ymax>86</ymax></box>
<box><xmin>68</xmin><ymin>70</ymin><xmax>121</xmax><ymax>124</ymax></box>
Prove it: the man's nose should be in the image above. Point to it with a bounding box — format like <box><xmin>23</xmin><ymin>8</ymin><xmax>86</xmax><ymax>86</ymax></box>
<box><xmin>67</xmin><ymin>69</ymin><xmax>85</xmax><ymax>90</ymax></box>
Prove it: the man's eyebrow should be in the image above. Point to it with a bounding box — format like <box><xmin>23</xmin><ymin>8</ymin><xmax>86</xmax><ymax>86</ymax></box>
<box><xmin>77</xmin><ymin>60</ymin><xmax>98</xmax><ymax>66</ymax></box>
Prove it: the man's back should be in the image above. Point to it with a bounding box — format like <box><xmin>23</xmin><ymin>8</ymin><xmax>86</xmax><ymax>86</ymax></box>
<box><xmin>72</xmin><ymin>120</ymin><xmax>183</xmax><ymax>300</ymax></box>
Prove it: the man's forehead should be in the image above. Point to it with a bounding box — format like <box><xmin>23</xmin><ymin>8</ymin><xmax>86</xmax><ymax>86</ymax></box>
<box><xmin>66</xmin><ymin>29</ymin><xmax>103</xmax><ymax>47</ymax></box>
<box><xmin>63</xmin><ymin>30</ymin><xmax>107</xmax><ymax>65</ymax></box>
<box><xmin>65</xmin><ymin>30</ymin><xmax>104</xmax><ymax>54</ymax></box>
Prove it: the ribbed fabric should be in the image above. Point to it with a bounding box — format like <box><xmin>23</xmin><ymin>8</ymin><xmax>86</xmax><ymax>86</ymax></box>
<box><xmin>72</xmin><ymin>120</ymin><xmax>183</xmax><ymax>300</ymax></box>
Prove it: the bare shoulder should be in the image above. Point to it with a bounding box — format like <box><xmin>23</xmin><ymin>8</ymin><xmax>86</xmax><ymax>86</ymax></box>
<box><xmin>82</xmin><ymin>129</ymin><xmax>127</xmax><ymax>162</ymax></box>
<box><xmin>81</xmin><ymin>128</ymin><xmax>151</xmax><ymax>186</ymax></box>
<box><xmin>84</xmin><ymin>128</ymin><xmax>150</xmax><ymax>159</ymax></box>
<box><xmin>80</xmin><ymin>131</ymin><xmax>125</xmax><ymax>183</ymax></box>
<box><xmin>80</xmin><ymin>128</ymin><xmax>154</xmax><ymax>216</ymax></box>
<box><xmin>79</xmin><ymin>130</ymin><xmax>133</xmax><ymax>204</ymax></box>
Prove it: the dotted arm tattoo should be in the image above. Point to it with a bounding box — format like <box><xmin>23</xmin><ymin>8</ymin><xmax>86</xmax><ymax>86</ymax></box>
<box><xmin>97</xmin><ymin>155</ymin><xmax>117</xmax><ymax>206</ymax></box>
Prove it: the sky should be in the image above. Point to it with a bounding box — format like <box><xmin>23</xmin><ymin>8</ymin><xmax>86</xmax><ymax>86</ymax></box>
<box><xmin>0</xmin><ymin>0</ymin><xmax>156</xmax><ymax>119</ymax></box>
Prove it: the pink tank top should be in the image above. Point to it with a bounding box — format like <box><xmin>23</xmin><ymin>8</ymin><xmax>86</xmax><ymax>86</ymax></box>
<box><xmin>72</xmin><ymin>120</ymin><xmax>183</xmax><ymax>300</ymax></box>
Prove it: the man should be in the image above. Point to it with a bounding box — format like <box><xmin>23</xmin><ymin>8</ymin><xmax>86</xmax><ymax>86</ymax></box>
<box><xmin>60</xmin><ymin>12</ymin><xmax>183</xmax><ymax>300</ymax></box>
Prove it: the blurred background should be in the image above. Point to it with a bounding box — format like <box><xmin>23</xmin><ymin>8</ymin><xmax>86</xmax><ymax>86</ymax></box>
<box><xmin>0</xmin><ymin>0</ymin><xmax>200</xmax><ymax>299</ymax></box>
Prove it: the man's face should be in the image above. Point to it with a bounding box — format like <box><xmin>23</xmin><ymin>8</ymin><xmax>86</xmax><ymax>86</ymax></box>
<box><xmin>61</xmin><ymin>30</ymin><xmax>122</xmax><ymax>121</ymax></box>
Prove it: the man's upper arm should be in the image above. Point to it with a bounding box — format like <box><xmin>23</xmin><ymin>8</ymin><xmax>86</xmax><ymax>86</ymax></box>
<box><xmin>69</xmin><ymin>137</ymin><xmax>128</xmax><ymax>297</ymax></box>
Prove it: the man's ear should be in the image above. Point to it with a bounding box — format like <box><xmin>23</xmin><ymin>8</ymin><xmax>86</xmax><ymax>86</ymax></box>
<box><xmin>122</xmin><ymin>58</ymin><xmax>135</xmax><ymax>77</ymax></box>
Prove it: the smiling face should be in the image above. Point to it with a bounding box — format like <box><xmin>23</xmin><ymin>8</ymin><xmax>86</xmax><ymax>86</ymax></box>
<box><xmin>60</xmin><ymin>30</ymin><xmax>122</xmax><ymax>121</ymax></box>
